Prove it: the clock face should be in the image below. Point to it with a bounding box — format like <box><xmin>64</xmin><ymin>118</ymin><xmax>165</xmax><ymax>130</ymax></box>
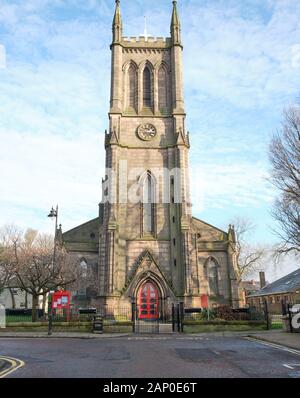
<box><xmin>137</xmin><ymin>124</ymin><xmax>157</xmax><ymax>141</ymax></box>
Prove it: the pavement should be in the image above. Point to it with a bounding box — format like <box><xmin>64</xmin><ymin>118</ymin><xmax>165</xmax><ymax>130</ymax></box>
<box><xmin>1</xmin><ymin>334</ymin><xmax>300</xmax><ymax>378</ymax></box>
<box><xmin>0</xmin><ymin>329</ymin><xmax>299</xmax><ymax>351</ymax></box>
<box><xmin>0</xmin><ymin>331</ymin><xmax>130</xmax><ymax>339</ymax></box>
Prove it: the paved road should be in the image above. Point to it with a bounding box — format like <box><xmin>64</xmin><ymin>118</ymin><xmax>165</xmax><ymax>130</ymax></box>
<box><xmin>0</xmin><ymin>336</ymin><xmax>300</xmax><ymax>378</ymax></box>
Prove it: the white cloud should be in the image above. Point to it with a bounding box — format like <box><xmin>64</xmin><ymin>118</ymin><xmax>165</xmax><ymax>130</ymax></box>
<box><xmin>190</xmin><ymin>161</ymin><xmax>274</xmax><ymax>214</ymax></box>
<box><xmin>0</xmin><ymin>44</ymin><xmax>6</xmax><ymax>69</ymax></box>
<box><xmin>182</xmin><ymin>0</ymin><xmax>300</xmax><ymax>109</ymax></box>
<box><xmin>0</xmin><ymin>129</ymin><xmax>104</xmax><ymax>232</ymax></box>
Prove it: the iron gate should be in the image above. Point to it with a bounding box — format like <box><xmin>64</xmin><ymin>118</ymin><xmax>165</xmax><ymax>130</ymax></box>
<box><xmin>133</xmin><ymin>303</ymin><xmax>160</xmax><ymax>333</ymax></box>
<box><xmin>132</xmin><ymin>302</ymin><xmax>183</xmax><ymax>334</ymax></box>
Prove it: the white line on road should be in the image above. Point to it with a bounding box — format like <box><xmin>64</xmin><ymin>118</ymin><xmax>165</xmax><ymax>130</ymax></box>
<box><xmin>0</xmin><ymin>356</ymin><xmax>25</xmax><ymax>378</ymax></box>
<box><xmin>127</xmin><ymin>336</ymin><xmax>208</xmax><ymax>341</ymax></box>
<box><xmin>246</xmin><ymin>337</ymin><xmax>300</xmax><ymax>357</ymax></box>
<box><xmin>283</xmin><ymin>363</ymin><xmax>300</xmax><ymax>369</ymax></box>
<box><xmin>283</xmin><ymin>364</ymin><xmax>295</xmax><ymax>369</ymax></box>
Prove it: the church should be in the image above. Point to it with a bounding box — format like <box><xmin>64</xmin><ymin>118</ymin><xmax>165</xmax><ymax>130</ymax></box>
<box><xmin>62</xmin><ymin>1</ymin><xmax>243</xmax><ymax>317</ymax></box>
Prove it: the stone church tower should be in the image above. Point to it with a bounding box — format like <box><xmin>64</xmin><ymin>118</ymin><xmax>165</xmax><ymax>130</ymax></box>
<box><xmin>63</xmin><ymin>1</ymin><xmax>243</xmax><ymax>314</ymax></box>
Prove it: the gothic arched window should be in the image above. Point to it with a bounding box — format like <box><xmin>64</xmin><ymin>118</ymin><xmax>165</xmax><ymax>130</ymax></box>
<box><xmin>127</xmin><ymin>64</ymin><xmax>137</xmax><ymax>111</ymax></box>
<box><xmin>143</xmin><ymin>67</ymin><xmax>152</xmax><ymax>108</ymax></box>
<box><xmin>205</xmin><ymin>257</ymin><xmax>220</xmax><ymax>296</ymax></box>
<box><xmin>141</xmin><ymin>172</ymin><xmax>156</xmax><ymax>236</ymax></box>
<box><xmin>158</xmin><ymin>66</ymin><xmax>168</xmax><ymax>113</ymax></box>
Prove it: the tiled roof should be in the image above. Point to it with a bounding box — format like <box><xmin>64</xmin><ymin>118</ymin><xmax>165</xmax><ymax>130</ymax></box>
<box><xmin>248</xmin><ymin>268</ymin><xmax>300</xmax><ymax>297</ymax></box>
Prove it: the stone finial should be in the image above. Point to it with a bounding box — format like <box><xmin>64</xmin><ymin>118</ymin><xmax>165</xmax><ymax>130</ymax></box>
<box><xmin>171</xmin><ymin>0</ymin><xmax>181</xmax><ymax>44</ymax></box>
<box><xmin>228</xmin><ymin>224</ymin><xmax>236</xmax><ymax>244</ymax></box>
<box><xmin>171</xmin><ymin>1</ymin><xmax>180</xmax><ymax>26</ymax></box>
<box><xmin>112</xmin><ymin>0</ymin><xmax>122</xmax><ymax>43</ymax></box>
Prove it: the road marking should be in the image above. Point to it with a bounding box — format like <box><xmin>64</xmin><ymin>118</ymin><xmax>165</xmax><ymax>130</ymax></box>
<box><xmin>127</xmin><ymin>336</ymin><xmax>208</xmax><ymax>341</ymax></box>
<box><xmin>0</xmin><ymin>357</ymin><xmax>25</xmax><ymax>378</ymax></box>
<box><xmin>283</xmin><ymin>364</ymin><xmax>294</xmax><ymax>369</ymax></box>
<box><xmin>283</xmin><ymin>363</ymin><xmax>300</xmax><ymax>370</ymax></box>
<box><xmin>246</xmin><ymin>337</ymin><xmax>300</xmax><ymax>357</ymax></box>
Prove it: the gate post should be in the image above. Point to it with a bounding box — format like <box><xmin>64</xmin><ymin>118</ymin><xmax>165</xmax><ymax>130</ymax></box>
<box><xmin>176</xmin><ymin>304</ymin><xmax>180</xmax><ymax>332</ymax></box>
<box><xmin>172</xmin><ymin>303</ymin><xmax>175</xmax><ymax>332</ymax></box>
<box><xmin>179</xmin><ymin>302</ymin><xmax>184</xmax><ymax>333</ymax></box>
<box><xmin>131</xmin><ymin>300</ymin><xmax>136</xmax><ymax>333</ymax></box>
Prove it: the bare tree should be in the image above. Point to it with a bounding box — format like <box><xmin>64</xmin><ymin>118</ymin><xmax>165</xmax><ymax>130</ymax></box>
<box><xmin>0</xmin><ymin>225</ymin><xmax>21</xmax><ymax>293</ymax></box>
<box><xmin>0</xmin><ymin>255</ymin><xmax>8</xmax><ymax>294</ymax></box>
<box><xmin>1</xmin><ymin>226</ymin><xmax>82</xmax><ymax>321</ymax></box>
<box><xmin>231</xmin><ymin>217</ymin><xmax>267</xmax><ymax>282</ymax></box>
<box><xmin>269</xmin><ymin>105</ymin><xmax>300</xmax><ymax>255</ymax></box>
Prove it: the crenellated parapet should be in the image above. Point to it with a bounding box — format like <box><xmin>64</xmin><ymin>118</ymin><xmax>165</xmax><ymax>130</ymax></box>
<box><xmin>121</xmin><ymin>36</ymin><xmax>172</xmax><ymax>49</ymax></box>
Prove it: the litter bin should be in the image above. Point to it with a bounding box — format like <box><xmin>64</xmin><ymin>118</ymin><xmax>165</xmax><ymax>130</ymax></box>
<box><xmin>93</xmin><ymin>315</ymin><xmax>103</xmax><ymax>334</ymax></box>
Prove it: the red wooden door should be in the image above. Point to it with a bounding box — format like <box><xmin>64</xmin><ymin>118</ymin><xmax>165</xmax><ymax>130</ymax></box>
<box><xmin>201</xmin><ymin>294</ymin><xmax>209</xmax><ymax>309</ymax></box>
<box><xmin>139</xmin><ymin>282</ymin><xmax>159</xmax><ymax>319</ymax></box>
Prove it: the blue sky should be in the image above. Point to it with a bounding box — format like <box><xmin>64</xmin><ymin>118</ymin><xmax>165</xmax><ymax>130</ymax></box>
<box><xmin>0</xmin><ymin>0</ymin><xmax>299</xmax><ymax>279</ymax></box>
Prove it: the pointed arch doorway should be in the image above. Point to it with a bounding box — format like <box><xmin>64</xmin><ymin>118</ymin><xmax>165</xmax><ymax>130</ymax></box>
<box><xmin>137</xmin><ymin>280</ymin><xmax>159</xmax><ymax>320</ymax></box>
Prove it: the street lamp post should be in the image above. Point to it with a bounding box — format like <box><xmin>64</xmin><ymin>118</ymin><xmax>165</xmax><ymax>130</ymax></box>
<box><xmin>47</xmin><ymin>290</ymin><xmax>54</xmax><ymax>336</ymax></box>
<box><xmin>47</xmin><ymin>205</ymin><xmax>58</xmax><ymax>336</ymax></box>
<box><xmin>48</xmin><ymin>205</ymin><xmax>58</xmax><ymax>265</ymax></box>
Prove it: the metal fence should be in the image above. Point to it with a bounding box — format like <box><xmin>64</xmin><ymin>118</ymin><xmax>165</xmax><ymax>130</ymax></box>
<box><xmin>182</xmin><ymin>306</ymin><xmax>265</xmax><ymax>322</ymax></box>
<box><xmin>45</xmin><ymin>306</ymin><xmax>134</xmax><ymax>334</ymax></box>
<box><xmin>5</xmin><ymin>301</ymin><xmax>299</xmax><ymax>334</ymax></box>
<box><xmin>250</xmin><ymin>300</ymin><xmax>300</xmax><ymax>331</ymax></box>
<box><xmin>5</xmin><ymin>309</ymin><xmax>45</xmax><ymax>323</ymax></box>
<box><xmin>4</xmin><ymin>307</ymin><xmax>133</xmax><ymax>324</ymax></box>
<box><xmin>281</xmin><ymin>301</ymin><xmax>300</xmax><ymax>333</ymax></box>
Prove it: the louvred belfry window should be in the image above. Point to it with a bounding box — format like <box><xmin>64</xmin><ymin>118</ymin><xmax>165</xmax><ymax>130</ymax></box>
<box><xmin>158</xmin><ymin>66</ymin><xmax>168</xmax><ymax>113</ymax></box>
<box><xmin>128</xmin><ymin>64</ymin><xmax>137</xmax><ymax>111</ymax></box>
<box><xmin>143</xmin><ymin>67</ymin><xmax>152</xmax><ymax>108</ymax></box>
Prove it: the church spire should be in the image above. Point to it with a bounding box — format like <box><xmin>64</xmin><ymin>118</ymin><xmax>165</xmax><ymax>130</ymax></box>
<box><xmin>112</xmin><ymin>0</ymin><xmax>122</xmax><ymax>44</ymax></box>
<box><xmin>171</xmin><ymin>0</ymin><xmax>181</xmax><ymax>45</ymax></box>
